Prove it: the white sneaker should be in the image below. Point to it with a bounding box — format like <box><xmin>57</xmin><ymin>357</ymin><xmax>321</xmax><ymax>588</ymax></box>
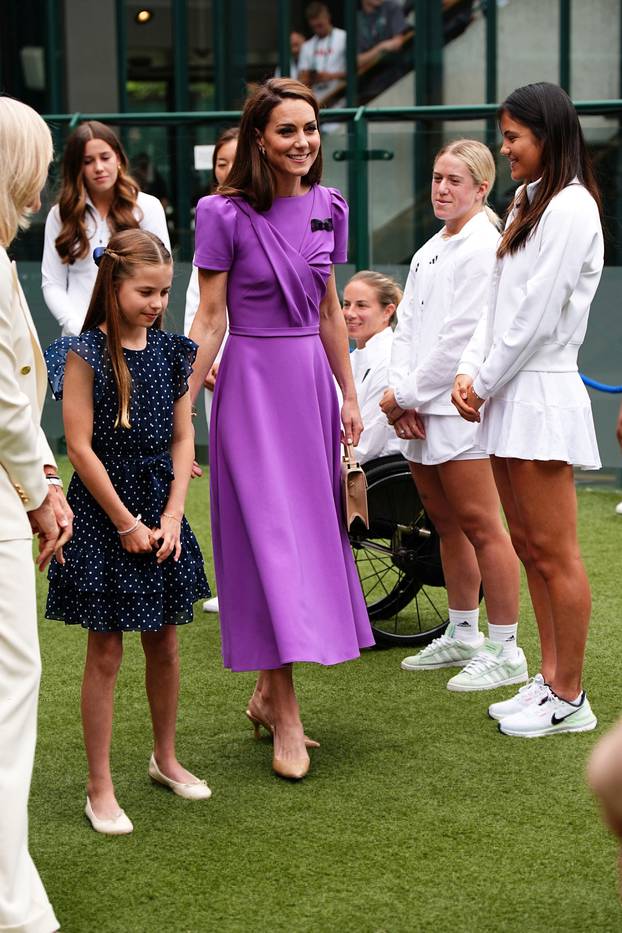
<box><xmin>202</xmin><ymin>597</ymin><xmax>219</xmax><ymax>613</ymax></box>
<box><xmin>488</xmin><ymin>673</ymin><xmax>548</xmax><ymax>721</ymax></box>
<box><xmin>400</xmin><ymin>622</ymin><xmax>483</xmax><ymax>671</ymax></box>
<box><xmin>446</xmin><ymin>640</ymin><xmax>528</xmax><ymax>692</ymax></box>
<box><xmin>499</xmin><ymin>688</ymin><xmax>597</xmax><ymax>738</ymax></box>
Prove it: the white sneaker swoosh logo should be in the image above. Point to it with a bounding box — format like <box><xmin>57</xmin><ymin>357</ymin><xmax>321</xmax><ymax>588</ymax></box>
<box><xmin>551</xmin><ymin>709</ymin><xmax>579</xmax><ymax>725</ymax></box>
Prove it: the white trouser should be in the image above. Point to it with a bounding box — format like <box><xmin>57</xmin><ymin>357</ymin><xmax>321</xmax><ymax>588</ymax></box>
<box><xmin>0</xmin><ymin>539</ymin><xmax>58</xmax><ymax>933</ymax></box>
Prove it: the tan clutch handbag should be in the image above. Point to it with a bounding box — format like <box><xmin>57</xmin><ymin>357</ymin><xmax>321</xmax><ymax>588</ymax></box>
<box><xmin>341</xmin><ymin>443</ymin><xmax>369</xmax><ymax>531</ymax></box>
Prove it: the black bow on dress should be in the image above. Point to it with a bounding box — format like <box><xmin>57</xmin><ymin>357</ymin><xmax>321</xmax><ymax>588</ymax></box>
<box><xmin>310</xmin><ymin>218</ymin><xmax>333</xmax><ymax>232</ymax></box>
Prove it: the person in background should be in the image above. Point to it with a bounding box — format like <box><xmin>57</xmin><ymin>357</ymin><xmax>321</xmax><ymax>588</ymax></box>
<box><xmin>381</xmin><ymin>139</ymin><xmax>522</xmax><ymax>693</ymax></box>
<box><xmin>615</xmin><ymin>400</ymin><xmax>622</xmax><ymax>514</ymax></box>
<box><xmin>0</xmin><ymin>95</ymin><xmax>73</xmax><ymax>933</ymax></box>
<box><xmin>586</xmin><ymin>394</ymin><xmax>622</xmax><ymax>890</ymax></box>
<box><xmin>357</xmin><ymin>0</ymin><xmax>409</xmax><ymax>103</ymax></box>
<box><xmin>42</xmin><ymin>121</ymin><xmax>170</xmax><ymax>336</ymax></box>
<box><xmin>342</xmin><ymin>270</ymin><xmax>402</xmax><ymax>463</ymax></box>
<box><xmin>274</xmin><ymin>31</ymin><xmax>306</xmax><ymax>81</ymax></box>
<box><xmin>298</xmin><ymin>2</ymin><xmax>347</xmax><ymax>106</ymax></box>
<box><xmin>588</xmin><ymin>718</ymin><xmax>622</xmax><ymax>895</ymax></box>
<box><xmin>184</xmin><ymin>127</ymin><xmax>239</xmax><ymax>615</ymax></box>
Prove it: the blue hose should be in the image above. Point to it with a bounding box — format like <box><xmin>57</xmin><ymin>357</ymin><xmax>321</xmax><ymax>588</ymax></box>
<box><xmin>580</xmin><ymin>374</ymin><xmax>622</xmax><ymax>394</ymax></box>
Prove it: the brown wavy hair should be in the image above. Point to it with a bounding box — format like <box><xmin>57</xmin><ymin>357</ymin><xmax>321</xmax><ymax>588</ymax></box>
<box><xmin>82</xmin><ymin>229</ymin><xmax>171</xmax><ymax>429</ymax></box>
<box><xmin>497</xmin><ymin>83</ymin><xmax>601</xmax><ymax>258</ymax></box>
<box><xmin>219</xmin><ymin>78</ymin><xmax>322</xmax><ymax>212</ymax></box>
<box><xmin>55</xmin><ymin>121</ymin><xmax>142</xmax><ymax>264</ymax></box>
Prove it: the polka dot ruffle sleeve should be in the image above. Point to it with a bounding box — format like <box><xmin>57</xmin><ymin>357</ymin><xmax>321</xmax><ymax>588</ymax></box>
<box><xmin>170</xmin><ymin>332</ymin><xmax>198</xmax><ymax>400</ymax></box>
<box><xmin>44</xmin><ymin>332</ymin><xmax>104</xmax><ymax>402</ymax></box>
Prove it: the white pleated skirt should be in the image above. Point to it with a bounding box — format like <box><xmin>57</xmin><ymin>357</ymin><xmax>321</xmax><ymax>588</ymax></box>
<box><xmin>478</xmin><ymin>371</ymin><xmax>601</xmax><ymax>470</ymax></box>
<box><xmin>402</xmin><ymin>413</ymin><xmax>487</xmax><ymax>466</ymax></box>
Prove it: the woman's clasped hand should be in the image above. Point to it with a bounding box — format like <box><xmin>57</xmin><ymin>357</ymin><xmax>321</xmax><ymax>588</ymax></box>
<box><xmin>451</xmin><ymin>374</ymin><xmax>483</xmax><ymax>422</ymax></box>
<box><xmin>379</xmin><ymin>388</ymin><xmax>426</xmax><ymax>439</ymax></box>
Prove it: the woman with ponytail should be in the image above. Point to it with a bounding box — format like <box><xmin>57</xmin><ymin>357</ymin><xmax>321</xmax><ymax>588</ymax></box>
<box><xmin>381</xmin><ymin>139</ymin><xmax>522</xmax><ymax>695</ymax></box>
<box><xmin>44</xmin><ymin>229</ymin><xmax>211</xmax><ymax>834</ymax></box>
<box><xmin>42</xmin><ymin>122</ymin><xmax>170</xmax><ymax>335</ymax></box>
<box><xmin>452</xmin><ymin>83</ymin><xmax>604</xmax><ymax>738</ymax></box>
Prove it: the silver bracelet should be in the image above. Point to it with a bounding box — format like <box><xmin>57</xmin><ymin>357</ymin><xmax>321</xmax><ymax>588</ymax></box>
<box><xmin>45</xmin><ymin>475</ymin><xmax>64</xmax><ymax>488</ymax></box>
<box><xmin>118</xmin><ymin>514</ymin><xmax>142</xmax><ymax>536</ymax></box>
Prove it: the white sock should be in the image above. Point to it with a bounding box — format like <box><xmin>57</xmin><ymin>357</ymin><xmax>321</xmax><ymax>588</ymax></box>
<box><xmin>488</xmin><ymin>622</ymin><xmax>519</xmax><ymax>658</ymax></box>
<box><xmin>449</xmin><ymin>608</ymin><xmax>481</xmax><ymax>644</ymax></box>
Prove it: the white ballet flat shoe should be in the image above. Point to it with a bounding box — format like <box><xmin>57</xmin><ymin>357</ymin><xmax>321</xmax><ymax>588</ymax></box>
<box><xmin>85</xmin><ymin>796</ymin><xmax>133</xmax><ymax>835</ymax></box>
<box><xmin>148</xmin><ymin>754</ymin><xmax>212</xmax><ymax>800</ymax></box>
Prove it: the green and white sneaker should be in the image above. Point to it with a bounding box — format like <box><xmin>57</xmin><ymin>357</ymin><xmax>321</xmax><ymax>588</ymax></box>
<box><xmin>499</xmin><ymin>688</ymin><xmax>597</xmax><ymax>738</ymax></box>
<box><xmin>400</xmin><ymin>622</ymin><xmax>484</xmax><ymax>671</ymax></box>
<box><xmin>446</xmin><ymin>640</ymin><xmax>528</xmax><ymax>692</ymax></box>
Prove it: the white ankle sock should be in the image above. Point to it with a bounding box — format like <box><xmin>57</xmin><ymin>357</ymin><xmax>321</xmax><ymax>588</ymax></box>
<box><xmin>449</xmin><ymin>608</ymin><xmax>481</xmax><ymax>643</ymax></box>
<box><xmin>488</xmin><ymin>622</ymin><xmax>519</xmax><ymax>658</ymax></box>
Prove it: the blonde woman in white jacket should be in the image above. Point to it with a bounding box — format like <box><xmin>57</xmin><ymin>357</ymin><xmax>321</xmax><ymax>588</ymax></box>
<box><xmin>381</xmin><ymin>139</ymin><xmax>522</xmax><ymax>694</ymax></box>
<box><xmin>452</xmin><ymin>83</ymin><xmax>603</xmax><ymax>738</ymax></box>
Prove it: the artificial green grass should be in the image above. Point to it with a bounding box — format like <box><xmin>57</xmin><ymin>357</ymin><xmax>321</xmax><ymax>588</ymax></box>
<box><xmin>30</xmin><ymin>461</ymin><xmax>622</xmax><ymax>932</ymax></box>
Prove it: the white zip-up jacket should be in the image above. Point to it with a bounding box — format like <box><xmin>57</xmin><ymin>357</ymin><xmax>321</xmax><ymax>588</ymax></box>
<box><xmin>458</xmin><ymin>180</ymin><xmax>604</xmax><ymax>399</ymax></box>
<box><xmin>41</xmin><ymin>191</ymin><xmax>170</xmax><ymax>336</ymax></box>
<box><xmin>390</xmin><ymin>210</ymin><xmax>499</xmax><ymax>415</ymax></box>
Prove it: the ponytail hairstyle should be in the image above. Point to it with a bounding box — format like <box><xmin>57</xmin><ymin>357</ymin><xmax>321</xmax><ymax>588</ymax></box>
<box><xmin>497</xmin><ymin>82</ymin><xmax>601</xmax><ymax>258</ymax></box>
<box><xmin>346</xmin><ymin>270</ymin><xmax>403</xmax><ymax>327</ymax></box>
<box><xmin>435</xmin><ymin>138</ymin><xmax>500</xmax><ymax>229</ymax></box>
<box><xmin>219</xmin><ymin>78</ymin><xmax>322</xmax><ymax>212</ymax></box>
<box><xmin>55</xmin><ymin>121</ymin><xmax>142</xmax><ymax>265</ymax></box>
<box><xmin>82</xmin><ymin>229</ymin><xmax>171</xmax><ymax>429</ymax></box>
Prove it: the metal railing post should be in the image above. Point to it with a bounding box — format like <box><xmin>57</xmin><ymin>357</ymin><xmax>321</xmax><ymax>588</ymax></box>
<box><xmin>277</xmin><ymin>0</ymin><xmax>291</xmax><ymax>77</ymax></box>
<box><xmin>485</xmin><ymin>0</ymin><xmax>498</xmax><ymax>159</ymax></box>
<box><xmin>173</xmin><ymin>0</ymin><xmax>191</xmax><ymax>259</ymax></box>
<box><xmin>115</xmin><ymin>0</ymin><xmax>128</xmax><ymax>114</ymax></box>
<box><xmin>559</xmin><ymin>0</ymin><xmax>571</xmax><ymax>94</ymax></box>
<box><xmin>353</xmin><ymin>107</ymin><xmax>369</xmax><ymax>270</ymax></box>
<box><xmin>213</xmin><ymin>0</ymin><xmax>226</xmax><ymax>110</ymax></box>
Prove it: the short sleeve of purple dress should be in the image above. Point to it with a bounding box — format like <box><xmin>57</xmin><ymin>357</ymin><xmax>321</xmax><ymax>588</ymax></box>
<box><xmin>194</xmin><ymin>185</ymin><xmax>374</xmax><ymax>671</ymax></box>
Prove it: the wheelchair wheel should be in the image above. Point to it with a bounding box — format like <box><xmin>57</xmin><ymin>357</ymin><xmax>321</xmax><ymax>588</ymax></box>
<box><xmin>349</xmin><ymin>455</ymin><xmax>448</xmax><ymax>648</ymax></box>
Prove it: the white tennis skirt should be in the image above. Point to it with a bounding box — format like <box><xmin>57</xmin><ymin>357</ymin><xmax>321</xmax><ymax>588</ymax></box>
<box><xmin>402</xmin><ymin>413</ymin><xmax>487</xmax><ymax>466</ymax></box>
<box><xmin>478</xmin><ymin>371</ymin><xmax>601</xmax><ymax>470</ymax></box>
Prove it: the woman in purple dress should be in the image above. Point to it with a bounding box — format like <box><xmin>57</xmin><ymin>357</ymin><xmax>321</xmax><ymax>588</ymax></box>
<box><xmin>188</xmin><ymin>79</ymin><xmax>374</xmax><ymax>780</ymax></box>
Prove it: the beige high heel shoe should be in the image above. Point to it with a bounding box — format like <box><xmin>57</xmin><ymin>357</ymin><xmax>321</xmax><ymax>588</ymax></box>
<box><xmin>245</xmin><ymin>707</ymin><xmax>320</xmax><ymax>748</ymax></box>
<box><xmin>272</xmin><ymin>726</ymin><xmax>311</xmax><ymax>781</ymax></box>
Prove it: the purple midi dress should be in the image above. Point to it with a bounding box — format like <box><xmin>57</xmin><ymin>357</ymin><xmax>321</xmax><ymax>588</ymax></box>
<box><xmin>194</xmin><ymin>184</ymin><xmax>374</xmax><ymax>671</ymax></box>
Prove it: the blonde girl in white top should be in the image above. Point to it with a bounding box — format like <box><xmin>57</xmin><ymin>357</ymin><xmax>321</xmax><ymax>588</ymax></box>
<box><xmin>381</xmin><ymin>139</ymin><xmax>522</xmax><ymax>694</ymax></box>
<box><xmin>452</xmin><ymin>83</ymin><xmax>604</xmax><ymax>737</ymax></box>
<box><xmin>42</xmin><ymin>121</ymin><xmax>170</xmax><ymax>336</ymax></box>
<box><xmin>342</xmin><ymin>270</ymin><xmax>402</xmax><ymax>464</ymax></box>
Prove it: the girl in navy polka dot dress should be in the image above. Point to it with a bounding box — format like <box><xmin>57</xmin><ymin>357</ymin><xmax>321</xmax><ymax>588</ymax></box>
<box><xmin>44</xmin><ymin>229</ymin><xmax>211</xmax><ymax>835</ymax></box>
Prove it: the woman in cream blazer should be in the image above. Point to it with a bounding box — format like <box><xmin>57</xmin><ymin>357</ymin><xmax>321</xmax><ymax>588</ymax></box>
<box><xmin>0</xmin><ymin>97</ymin><xmax>71</xmax><ymax>933</ymax></box>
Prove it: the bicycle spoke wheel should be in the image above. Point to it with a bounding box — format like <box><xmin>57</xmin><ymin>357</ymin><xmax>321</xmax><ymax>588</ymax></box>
<box><xmin>350</xmin><ymin>456</ymin><xmax>448</xmax><ymax>647</ymax></box>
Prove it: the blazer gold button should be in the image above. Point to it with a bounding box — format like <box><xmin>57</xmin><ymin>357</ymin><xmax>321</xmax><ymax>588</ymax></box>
<box><xmin>20</xmin><ymin>365</ymin><xmax>31</xmax><ymax>375</ymax></box>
